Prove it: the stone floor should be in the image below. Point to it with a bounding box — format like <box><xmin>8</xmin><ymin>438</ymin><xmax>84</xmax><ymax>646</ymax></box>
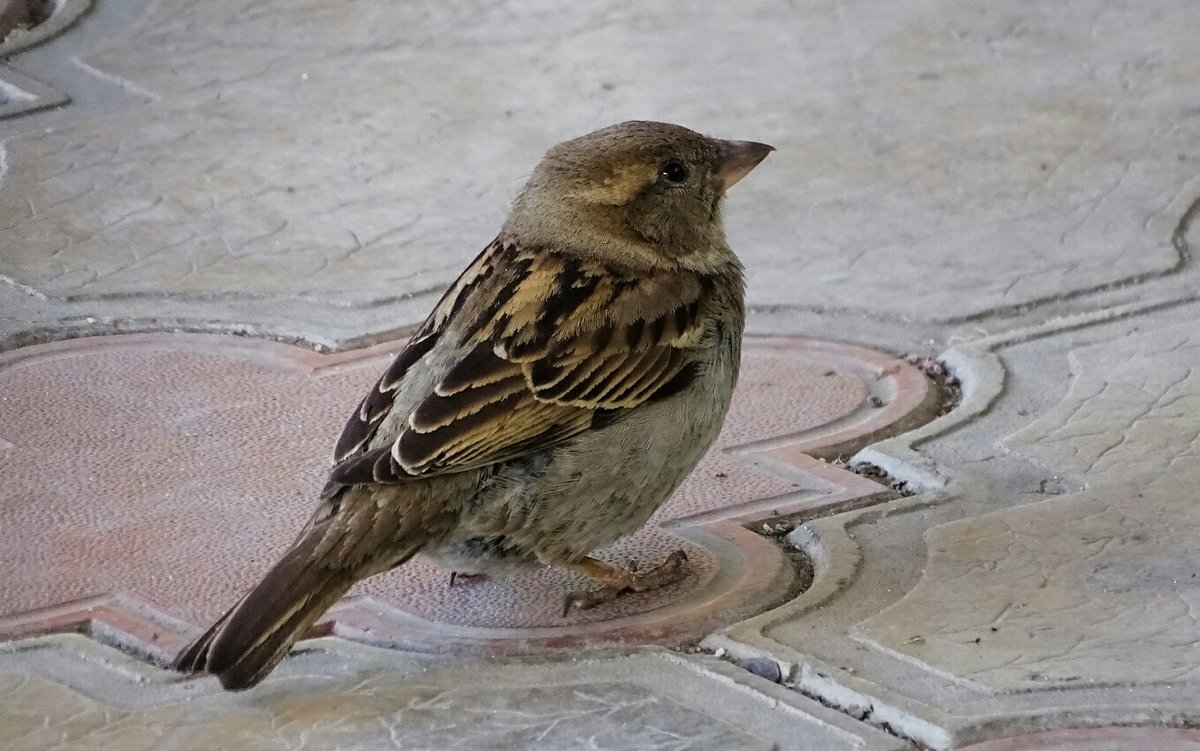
<box><xmin>2</xmin><ymin>0</ymin><xmax>1199</xmax><ymax>749</ymax></box>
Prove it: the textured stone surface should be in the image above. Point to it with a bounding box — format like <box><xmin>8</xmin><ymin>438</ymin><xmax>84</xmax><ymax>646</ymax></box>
<box><xmin>957</xmin><ymin>727</ymin><xmax>1200</xmax><ymax>751</ymax></box>
<box><xmin>709</xmin><ymin>301</ymin><xmax>1200</xmax><ymax>749</ymax></box>
<box><xmin>854</xmin><ymin>320</ymin><xmax>1200</xmax><ymax>689</ymax></box>
<box><xmin>0</xmin><ymin>0</ymin><xmax>88</xmax><ymax>118</ymax></box>
<box><xmin>858</xmin><ymin>485</ymin><xmax>1200</xmax><ymax>688</ymax></box>
<box><xmin>0</xmin><ymin>635</ymin><xmax>905</xmax><ymax>751</ymax></box>
<box><xmin>1003</xmin><ymin>321</ymin><xmax>1199</xmax><ymax>485</ymax></box>
<box><xmin>2</xmin><ymin>0</ymin><xmax>1198</xmax><ymax>346</ymax></box>
<box><xmin>0</xmin><ymin>333</ymin><xmax>928</xmax><ymax>657</ymax></box>
<box><xmin>4</xmin><ymin>0</ymin><xmax>1200</xmax><ymax>747</ymax></box>
<box><xmin>0</xmin><ymin>64</ymin><xmax>67</xmax><ymax>118</ymax></box>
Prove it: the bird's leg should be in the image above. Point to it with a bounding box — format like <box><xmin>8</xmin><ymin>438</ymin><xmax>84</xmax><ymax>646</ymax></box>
<box><xmin>559</xmin><ymin>550</ymin><xmax>689</xmax><ymax>615</ymax></box>
<box><xmin>447</xmin><ymin>571</ymin><xmax>487</xmax><ymax>587</ymax></box>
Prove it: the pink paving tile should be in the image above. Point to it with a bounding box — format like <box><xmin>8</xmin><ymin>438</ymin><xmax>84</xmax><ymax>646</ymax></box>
<box><xmin>958</xmin><ymin>727</ymin><xmax>1200</xmax><ymax>751</ymax></box>
<box><xmin>0</xmin><ymin>333</ymin><xmax>930</xmax><ymax>657</ymax></box>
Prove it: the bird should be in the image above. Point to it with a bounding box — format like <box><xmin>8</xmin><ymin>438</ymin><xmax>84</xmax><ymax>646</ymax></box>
<box><xmin>172</xmin><ymin>120</ymin><xmax>773</xmax><ymax>690</ymax></box>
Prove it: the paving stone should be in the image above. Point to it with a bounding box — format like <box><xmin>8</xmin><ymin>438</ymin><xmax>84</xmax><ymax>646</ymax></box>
<box><xmin>708</xmin><ymin>300</ymin><xmax>1200</xmax><ymax>749</ymax></box>
<box><xmin>855</xmin><ymin>316</ymin><xmax>1200</xmax><ymax>688</ymax></box>
<box><xmin>4</xmin><ymin>0</ymin><xmax>1200</xmax><ymax>747</ymax></box>
<box><xmin>0</xmin><ymin>0</ymin><xmax>87</xmax><ymax>117</ymax></box>
<box><xmin>2</xmin><ymin>0</ymin><xmax>1198</xmax><ymax>346</ymax></box>
<box><xmin>858</xmin><ymin>481</ymin><xmax>1200</xmax><ymax>688</ymax></box>
<box><xmin>0</xmin><ymin>333</ymin><xmax>929</xmax><ymax>658</ymax></box>
<box><xmin>855</xmin><ymin>318</ymin><xmax>1200</xmax><ymax>689</ymax></box>
<box><xmin>0</xmin><ymin>635</ymin><xmax>905</xmax><ymax>751</ymax></box>
<box><xmin>1003</xmin><ymin>322</ymin><xmax>1199</xmax><ymax>487</ymax></box>
<box><xmin>956</xmin><ymin>727</ymin><xmax>1200</xmax><ymax>751</ymax></box>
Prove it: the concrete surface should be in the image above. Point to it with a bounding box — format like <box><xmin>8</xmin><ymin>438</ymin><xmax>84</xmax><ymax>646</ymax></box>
<box><xmin>2</xmin><ymin>0</ymin><xmax>1200</xmax><ymax>749</ymax></box>
<box><xmin>3</xmin><ymin>0</ymin><xmax>1199</xmax><ymax>349</ymax></box>
<box><xmin>708</xmin><ymin>299</ymin><xmax>1200</xmax><ymax>748</ymax></box>
<box><xmin>1</xmin><ymin>636</ymin><xmax>904</xmax><ymax>751</ymax></box>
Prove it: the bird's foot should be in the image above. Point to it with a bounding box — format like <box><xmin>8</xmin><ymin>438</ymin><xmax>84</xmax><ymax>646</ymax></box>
<box><xmin>447</xmin><ymin>571</ymin><xmax>488</xmax><ymax>587</ymax></box>
<box><xmin>561</xmin><ymin>550</ymin><xmax>688</xmax><ymax>616</ymax></box>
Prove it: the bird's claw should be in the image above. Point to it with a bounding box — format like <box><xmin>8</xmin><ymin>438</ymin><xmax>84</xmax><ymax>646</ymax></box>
<box><xmin>447</xmin><ymin>571</ymin><xmax>487</xmax><ymax>588</ymax></box>
<box><xmin>561</xmin><ymin>549</ymin><xmax>689</xmax><ymax>616</ymax></box>
<box><xmin>561</xmin><ymin>584</ymin><xmax>625</xmax><ymax>616</ymax></box>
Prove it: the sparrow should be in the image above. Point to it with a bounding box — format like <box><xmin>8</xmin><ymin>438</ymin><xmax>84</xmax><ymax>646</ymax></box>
<box><xmin>172</xmin><ymin>120</ymin><xmax>773</xmax><ymax>690</ymax></box>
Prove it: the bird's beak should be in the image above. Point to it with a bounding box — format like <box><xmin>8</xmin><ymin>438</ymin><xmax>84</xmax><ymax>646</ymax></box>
<box><xmin>713</xmin><ymin>140</ymin><xmax>775</xmax><ymax>195</ymax></box>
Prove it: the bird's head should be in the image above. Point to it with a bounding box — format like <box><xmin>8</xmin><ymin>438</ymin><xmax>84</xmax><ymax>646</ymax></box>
<box><xmin>506</xmin><ymin>121</ymin><xmax>773</xmax><ymax>268</ymax></box>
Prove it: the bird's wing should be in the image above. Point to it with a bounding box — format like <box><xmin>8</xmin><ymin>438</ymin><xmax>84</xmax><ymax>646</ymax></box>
<box><xmin>325</xmin><ymin>238</ymin><xmax>713</xmax><ymax>488</ymax></box>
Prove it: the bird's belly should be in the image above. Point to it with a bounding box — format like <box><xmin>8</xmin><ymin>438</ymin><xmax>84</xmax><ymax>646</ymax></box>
<box><xmin>431</xmin><ymin>359</ymin><xmax>737</xmax><ymax>568</ymax></box>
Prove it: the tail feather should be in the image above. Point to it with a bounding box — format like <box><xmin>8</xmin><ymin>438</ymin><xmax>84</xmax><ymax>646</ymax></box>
<box><xmin>172</xmin><ymin>534</ymin><xmax>359</xmax><ymax>691</ymax></box>
<box><xmin>173</xmin><ymin>484</ymin><xmax>450</xmax><ymax>690</ymax></box>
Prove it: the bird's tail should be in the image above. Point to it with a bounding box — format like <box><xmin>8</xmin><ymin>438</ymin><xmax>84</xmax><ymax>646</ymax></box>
<box><xmin>172</xmin><ymin>531</ymin><xmax>371</xmax><ymax>691</ymax></box>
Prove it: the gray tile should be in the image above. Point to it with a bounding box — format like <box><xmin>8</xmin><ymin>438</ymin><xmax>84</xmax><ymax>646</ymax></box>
<box><xmin>0</xmin><ymin>636</ymin><xmax>904</xmax><ymax>751</ymax></box>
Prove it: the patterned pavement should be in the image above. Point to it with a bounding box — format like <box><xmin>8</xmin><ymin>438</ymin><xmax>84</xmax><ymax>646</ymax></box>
<box><xmin>2</xmin><ymin>0</ymin><xmax>1200</xmax><ymax>748</ymax></box>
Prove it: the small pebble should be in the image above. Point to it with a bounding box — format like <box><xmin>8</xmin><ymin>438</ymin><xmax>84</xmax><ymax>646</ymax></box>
<box><xmin>738</xmin><ymin>657</ymin><xmax>782</xmax><ymax>683</ymax></box>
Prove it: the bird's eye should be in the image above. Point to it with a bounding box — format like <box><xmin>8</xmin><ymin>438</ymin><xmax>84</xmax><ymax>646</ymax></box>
<box><xmin>660</xmin><ymin>160</ymin><xmax>690</xmax><ymax>184</ymax></box>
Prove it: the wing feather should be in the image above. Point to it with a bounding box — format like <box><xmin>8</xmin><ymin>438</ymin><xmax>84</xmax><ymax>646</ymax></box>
<box><xmin>325</xmin><ymin>237</ymin><xmax>713</xmax><ymax>491</ymax></box>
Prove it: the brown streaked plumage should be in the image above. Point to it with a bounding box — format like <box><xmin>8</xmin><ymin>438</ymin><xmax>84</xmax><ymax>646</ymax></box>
<box><xmin>172</xmin><ymin>120</ymin><xmax>773</xmax><ymax>690</ymax></box>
